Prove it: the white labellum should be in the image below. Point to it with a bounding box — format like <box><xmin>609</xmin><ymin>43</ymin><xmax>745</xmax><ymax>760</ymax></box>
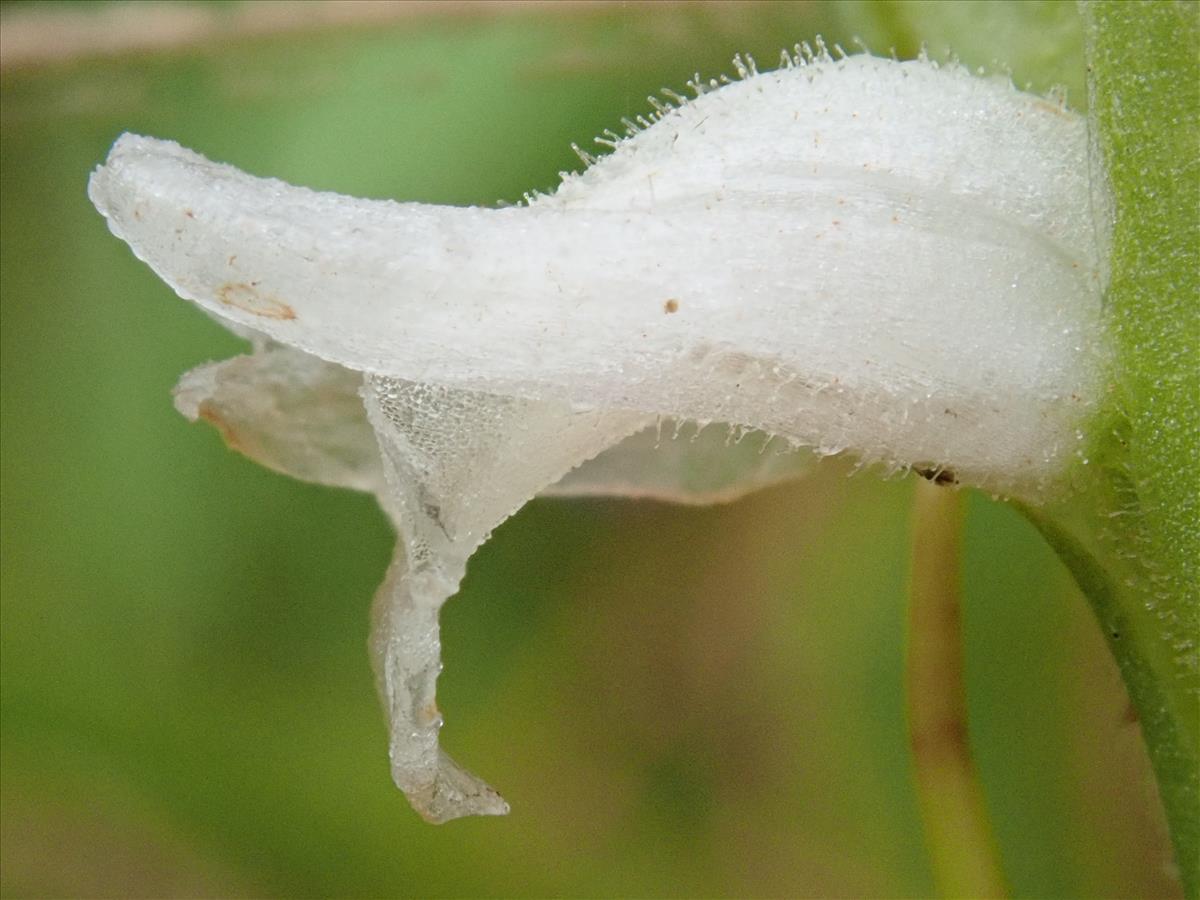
<box><xmin>89</xmin><ymin>50</ymin><xmax>1103</xmax><ymax>822</ymax></box>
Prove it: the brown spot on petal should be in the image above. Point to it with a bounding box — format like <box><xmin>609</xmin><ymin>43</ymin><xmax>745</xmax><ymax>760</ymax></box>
<box><xmin>663</xmin><ymin>298</ymin><xmax>679</xmax><ymax>314</ymax></box>
<box><xmin>1033</xmin><ymin>99</ymin><xmax>1068</xmax><ymax>117</ymax></box>
<box><xmin>196</xmin><ymin>402</ymin><xmax>244</xmax><ymax>453</ymax></box>
<box><xmin>419</xmin><ymin>701</ymin><xmax>441</xmax><ymax>727</ymax></box>
<box><xmin>217</xmin><ymin>282</ymin><xmax>295</xmax><ymax>320</ymax></box>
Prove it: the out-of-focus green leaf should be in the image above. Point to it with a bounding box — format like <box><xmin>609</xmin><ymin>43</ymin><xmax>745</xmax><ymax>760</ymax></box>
<box><xmin>841</xmin><ymin>0</ymin><xmax>1086</xmax><ymax>100</ymax></box>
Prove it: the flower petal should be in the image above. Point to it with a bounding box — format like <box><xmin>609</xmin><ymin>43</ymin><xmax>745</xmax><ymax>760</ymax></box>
<box><xmin>174</xmin><ymin>344</ymin><xmax>383</xmax><ymax>492</ymax></box>
<box><xmin>546</xmin><ymin>421</ymin><xmax>815</xmax><ymax>505</ymax></box>
<box><xmin>89</xmin><ymin>53</ymin><xmax>1102</xmax><ymax>496</ymax></box>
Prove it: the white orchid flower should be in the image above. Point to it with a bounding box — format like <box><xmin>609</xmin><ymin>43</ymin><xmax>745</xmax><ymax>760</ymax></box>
<box><xmin>88</xmin><ymin>46</ymin><xmax>1102</xmax><ymax>824</ymax></box>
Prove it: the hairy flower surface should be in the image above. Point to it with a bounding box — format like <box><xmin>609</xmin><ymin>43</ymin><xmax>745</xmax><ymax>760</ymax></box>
<box><xmin>89</xmin><ymin>49</ymin><xmax>1102</xmax><ymax>822</ymax></box>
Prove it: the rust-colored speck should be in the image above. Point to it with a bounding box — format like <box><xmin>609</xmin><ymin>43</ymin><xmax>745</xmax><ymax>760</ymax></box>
<box><xmin>663</xmin><ymin>298</ymin><xmax>679</xmax><ymax>314</ymax></box>
<box><xmin>184</xmin><ymin>208</ymin><xmax>195</xmax><ymax>219</ymax></box>
<box><xmin>197</xmin><ymin>403</ymin><xmax>244</xmax><ymax>453</ymax></box>
<box><xmin>1033</xmin><ymin>99</ymin><xmax>1067</xmax><ymax>118</ymax></box>
<box><xmin>217</xmin><ymin>282</ymin><xmax>296</xmax><ymax>320</ymax></box>
<box><xmin>419</xmin><ymin>701</ymin><xmax>441</xmax><ymax>726</ymax></box>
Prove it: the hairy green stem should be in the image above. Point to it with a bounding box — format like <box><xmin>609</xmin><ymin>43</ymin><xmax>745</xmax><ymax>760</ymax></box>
<box><xmin>1046</xmin><ymin>4</ymin><xmax>1200</xmax><ymax>894</ymax></box>
<box><xmin>906</xmin><ymin>480</ymin><xmax>1007</xmax><ymax>899</ymax></box>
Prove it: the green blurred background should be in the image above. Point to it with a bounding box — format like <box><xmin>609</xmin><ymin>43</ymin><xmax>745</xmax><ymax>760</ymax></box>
<box><xmin>0</xmin><ymin>1</ymin><xmax>1178</xmax><ymax>896</ymax></box>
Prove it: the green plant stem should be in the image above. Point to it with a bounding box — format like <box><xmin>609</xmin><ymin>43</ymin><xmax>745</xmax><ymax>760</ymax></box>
<box><xmin>906</xmin><ymin>480</ymin><xmax>1007</xmax><ymax>900</ymax></box>
<box><xmin>1064</xmin><ymin>4</ymin><xmax>1199</xmax><ymax>895</ymax></box>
